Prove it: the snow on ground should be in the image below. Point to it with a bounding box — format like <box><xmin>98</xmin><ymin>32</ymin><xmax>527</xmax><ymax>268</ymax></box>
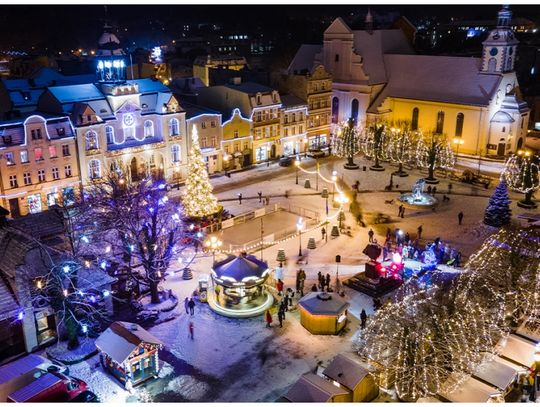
<box><xmin>45</xmin><ymin>337</ymin><xmax>97</xmax><ymax>363</ymax></box>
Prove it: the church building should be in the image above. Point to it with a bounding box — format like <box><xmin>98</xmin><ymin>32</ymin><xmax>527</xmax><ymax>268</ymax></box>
<box><xmin>290</xmin><ymin>6</ymin><xmax>529</xmax><ymax>158</ymax></box>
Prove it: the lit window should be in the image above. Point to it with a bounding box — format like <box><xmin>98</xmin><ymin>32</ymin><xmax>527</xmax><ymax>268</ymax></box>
<box><xmin>5</xmin><ymin>152</ymin><xmax>14</xmax><ymax>165</ymax></box>
<box><xmin>105</xmin><ymin>126</ymin><xmax>115</xmax><ymax>144</ymax></box>
<box><xmin>144</xmin><ymin>120</ymin><xmax>154</xmax><ymax>138</ymax></box>
<box><xmin>49</xmin><ymin>145</ymin><xmax>57</xmax><ymax>158</ymax></box>
<box><xmin>38</xmin><ymin>169</ymin><xmax>45</xmax><ymax>183</ymax></box>
<box><xmin>88</xmin><ymin>160</ymin><xmax>101</xmax><ymax>179</ymax></box>
<box><xmin>169</xmin><ymin>118</ymin><xmax>179</xmax><ymax>136</ymax></box>
<box><xmin>52</xmin><ymin>167</ymin><xmax>59</xmax><ymax>180</ymax></box>
<box><xmin>34</xmin><ymin>148</ymin><xmax>43</xmax><ymax>161</ymax></box>
<box><xmin>171</xmin><ymin>144</ymin><xmax>181</xmax><ymax>163</ymax></box>
<box><xmin>85</xmin><ymin>131</ymin><xmax>98</xmax><ymax>150</ymax></box>
<box><xmin>20</xmin><ymin>150</ymin><xmax>28</xmax><ymax>163</ymax></box>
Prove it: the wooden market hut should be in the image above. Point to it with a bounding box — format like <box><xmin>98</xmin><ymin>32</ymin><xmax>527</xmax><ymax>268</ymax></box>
<box><xmin>322</xmin><ymin>353</ymin><xmax>379</xmax><ymax>402</ymax></box>
<box><xmin>95</xmin><ymin>321</ymin><xmax>163</xmax><ymax>387</ymax></box>
<box><xmin>437</xmin><ymin>373</ymin><xmax>502</xmax><ymax>403</ymax></box>
<box><xmin>472</xmin><ymin>355</ymin><xmax>521</xmax><ymax>397</ymax></box>
<box><xmin>298</xmin><ymin>292</ymin><xmax>349</xmax><ymax>335</ymax></box>
<box><xmin>283</xmin><ymin>372</ymin><xmax>351</xmax><ymax>402</ymax></box>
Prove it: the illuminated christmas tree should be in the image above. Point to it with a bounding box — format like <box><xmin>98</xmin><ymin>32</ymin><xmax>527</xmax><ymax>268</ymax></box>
<box><xmin>502</xmin><ymin>150</ymin><xmax>539</xmax><ymax>209</ymax></box>
<box><xmin>182</xmin><ymin>126</ymin><xmax>220</xmax><ymax>218</ymax></box>
<box><xmin>483</xmin><ymin>180</ymin><xmax>512</xmax><ymax>227</ymax></box>
<box><xmin>416</xmin><ymin>132</ymin><xmax>455</xmax><ymax>184</ymax></box>
<box><xmin>334</xmin><ymin>118</ymin><xmax>361</xmax><ymax>169</ymax></box>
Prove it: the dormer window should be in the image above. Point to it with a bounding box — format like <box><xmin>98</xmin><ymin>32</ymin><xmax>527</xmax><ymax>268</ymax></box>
<box><xmin>87</xmin><ymin>115</ymin><xmax>92</xmax><ymax>122</ymax></box>
<box><xmin>142</xmin><ymin>103</ymin><xmax>148</xmax><ymax>108</ymax></box>
<box><xmin>256</xmin><ymin>93</ymin><xmax>262</xmax><ymax>105</ymax></box>
<box><xmin>56</xmin><ymin>127</ymin><xmax>65</xmax><ymax>136</ymax></box>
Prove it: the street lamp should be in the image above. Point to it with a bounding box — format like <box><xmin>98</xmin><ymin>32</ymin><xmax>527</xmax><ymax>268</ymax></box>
<box><xmin>223</xmin><ymin>153</ymin><xmax>229</xmax><ymax>177</ymax></box>
<box><xmin>204</xmin><ymin>235</ymin><xmax>222</xmax><ymax>264</ymax></box>
<box><xmin>296</xmin><ymin>217</ymin><xmax>304</xmax><ymax>257</ymax></box>
<box><xmin>295</xmin><ymin>157</ymin><xmax>300</xmax><ymax>185</ymax></box>
<box><xmin>453</xmin><ymin>138</ymin><xmax>464</xmax><ymax>161</ymax></box>
<box><xmin>321</xmin><ymin>188</ymin><xmax>329</xmax><ymax>216</ymax></box>
<box><xmin>335</xmin><ymin>192</ymin><xmax>349</xmax><ymax>208</ymax></box>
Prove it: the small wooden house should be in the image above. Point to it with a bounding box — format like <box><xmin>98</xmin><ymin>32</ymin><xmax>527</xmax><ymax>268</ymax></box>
<box><xmin>95</xmin><ymin>321</ymin><xmax>163</xmax><ymax>387</ymax></box>
<box><xmin>284</xmin><ymin>373</ymin><xmax>351</xmax><ymax>402</ymax></box>
<box><xmin>323</xmin><ymin>353</ymin><xmax>379</xmax><ymax>402</ymax></box>
<box><xmin>298</xmin><ymin>292</ymin><xmax>349</xmax><ymax>335</ymax></box>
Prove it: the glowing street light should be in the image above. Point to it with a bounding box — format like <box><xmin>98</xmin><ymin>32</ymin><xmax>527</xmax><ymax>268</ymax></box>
<box><xmin>205</xmin><ymin>235</ymin><xmax>222</xmax><ymax>264</ymax></box>
<box><xmin>223</xmin><ymin>153</ymin><xmax>230</xmax><ymax>177</ymax></box>
<box><xmin>453</xmin><ymin>137</ymin><xmax>464</xmax><ymax>159</ymax></box>
<box><xmin>296</xmin><ymin>217</ymin><xmax>305</xmax><ymax>257</ymax></box>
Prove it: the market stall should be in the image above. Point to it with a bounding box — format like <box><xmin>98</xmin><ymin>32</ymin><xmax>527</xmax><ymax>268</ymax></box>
<box><xmin>438</xmin><ymin>373</ymin><xmax>502</xmax><ymax>403</ymax></box>
<box><xmin>473</xmin><ymin>355</ymin><xmax>521</xmax><ymax>396</ymax></box>
<box><xmin>284</xmin><ymin>372</ymin><xmax>351</xmax><ymax>402</ymax></box>
<box><xmin>496</xmin><ymin>334</ymin><xmax>537</xmax><ymax>368</ymax></box>
<box><xmin>298</xmin><ymin>292</ymin><xmax>349</xmax><ymax>335</ymax></box>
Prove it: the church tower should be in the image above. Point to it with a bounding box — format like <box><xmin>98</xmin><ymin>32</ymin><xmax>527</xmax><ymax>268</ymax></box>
<box><xmin>481</xmin><ymin>5</ymin><xmax>519</xmax><ymax>73</ymax></box>
<box><xmin>95</xmin><ymin>24</ymin><xmax>127</xmax><ymax>83</ymax></box>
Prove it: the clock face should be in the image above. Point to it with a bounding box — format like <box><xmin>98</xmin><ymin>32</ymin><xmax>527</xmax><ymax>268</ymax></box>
<box><xmin>123</xmin><ymin>113</ymin><xmax>134</xmax><ymax>127</ymax></box>
<box><xmin>490</xmin><ymin>47</ymin><xmax>498</xmax><ymax>56</ymax></box>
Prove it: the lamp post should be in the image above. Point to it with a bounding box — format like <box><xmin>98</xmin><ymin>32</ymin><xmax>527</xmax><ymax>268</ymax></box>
<box><xmin>295</xmin><ymin>157</ymin><xmax>300</xmax><ymax>185</ymax></box>
<box><xmin>321</xmin><ymin>188</ymin><xmax>329</xmax><ymax>216</ymax></box>
<box><xmin>331</xmin><ymin>170</ymin><xmax>337</xmax><ymax>205</ymax></box>
<box><xmin>266</xmin><ymin>145</ymin><xmax>271</xmax><ymax>167</ymax></box>
<box><xmin>296</xmin><ymin>217</ymin><xmax>304</xmax><ymax>257</ymax></box>
<box><xmin>204</xmin><ymin>236</ymin><xmax>222</xmax><ymax>264</ymax></box>
<box><xmin>453</xmin><ymin>137</ymin><xmax>464</xmax><ymax>164</ymax></box>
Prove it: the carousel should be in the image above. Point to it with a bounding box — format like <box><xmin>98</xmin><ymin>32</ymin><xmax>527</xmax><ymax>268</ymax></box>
<box><xmin>207</xmin><ymin>252</ymin><xmax>274</xmax><ymax>318</ymax></box>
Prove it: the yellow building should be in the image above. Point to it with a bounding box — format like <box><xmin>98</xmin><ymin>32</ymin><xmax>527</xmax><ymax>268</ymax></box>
<box><xmin>279</xmin><ymin>95</ymin><xmax>308</xmax><ymax>156</ymax></box>
<box><xmin>193</xmin><ymin>55</ymin><xmax>247</xmax><ymax>87</ymax></box>
<box><xmin>221</xmin><ymin>108</ymin><xmax>253</xmax><ymax>169</ymax></box>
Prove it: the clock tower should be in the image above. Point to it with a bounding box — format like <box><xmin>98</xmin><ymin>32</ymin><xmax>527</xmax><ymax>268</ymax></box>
<box><xmin>481</xmin><ymin>5</ymin><xmax>519</xmax><ymax>73</ymax></box>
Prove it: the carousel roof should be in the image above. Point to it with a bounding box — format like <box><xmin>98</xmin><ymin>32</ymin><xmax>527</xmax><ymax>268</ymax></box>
<box><xmin>212</xmin><ymin>253</ymin><xmax>268</xmax><ymax>282</ymax></box>
<box><xmin>298</xmin><ymin>292</ymin><xmax>349</xmax><ymax>316</ymax></box>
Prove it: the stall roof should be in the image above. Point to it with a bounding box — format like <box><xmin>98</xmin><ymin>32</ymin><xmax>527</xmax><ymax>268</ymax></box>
<box><xmin>473</xmin><ymin>356</ymin><xmax>519</xmax><ymax>391</ymax></box>
<box><xmin>298</xmin><ymin>292</ymin><xmax>349</xmax><ymax>316</ymax></box>
<box><xmin>438</xmin><ymin>374</ymin><xmax>500</xmax><ymax>403</ymax></box>
<box><xmin>284</xmin><ymin>373</ymin><xmax>349</xmax><ymax>402</ymax></box>
<box><xmin>497</xmin><ymin>334</ymin><xmax>537</xmax><ymax>368</ymax></box>
<box><xmin>323</xmin><ymin>353</ymin><xmax>370</xmax><ymax>390</ymax></box>
<box><xmin>516</xmin><ymin>319</ymin><xmax>540</xmax><ymax>342</ymax></box>
<box><xmin>95</xmin><ymin>321</ymin><xmax>163</xmax><ymax>364</ymax></box>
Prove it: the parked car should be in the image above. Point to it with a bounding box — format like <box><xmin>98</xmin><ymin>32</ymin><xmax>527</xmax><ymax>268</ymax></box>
<box><xmin>7</xmin><ymin>372</ymin><xmax>87</xmax><ymax>402</ymax></box>
<box><xmin>307</xmin><ymin>149</ymin><xmax>325</xmax><ymax>158</ymax></box>
<box><xmin>71</xmin><ymin>390</ymin><xmax>100</xmax><ymax>402</ymax></box>
<box><xmin>279</xmin><ymin>156</ymin><xmax>294</xmax><ymax>167</ymax></box>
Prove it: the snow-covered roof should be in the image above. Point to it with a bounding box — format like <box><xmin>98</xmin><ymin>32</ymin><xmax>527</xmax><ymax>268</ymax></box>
<box><xmin>491</xmin><ymin>110</ymin><xmax>514</xmax><ymax>123</ymax></box>
<box><xmin>516</xmin><ymin>319</ymin><xmax>540</xmax><ymax>342</ymax></box>
<box><xmin>212</xmin><ymin>254</ymin><xmax>268</xmax><ymax>283</ymax></box>
<box><xmin>368</xmin><ymin>55</ymin><xmax>502</xmax><ymax>113</ymax></box>
<box><xmin>298</xmin><ymin>292</ymin><xmax>349</xmax><ymax>316</ymax></box>
<box><xmin>281</xmin><ymin>94</ymin><xmax>307</xmax><ymax>109</ymax></box>
<box><xmin>287</xmin><ymin>44</ymin><xmax>323</xmax><ymax>74</ymax></box>
<box><xmin>131</xmin><ymin>78</ymin><xmax>170</xmax><ymax>94</ymax></box>
<box><xmin>0</xmin><ymin>114</ymin><xmax>73</xmax><ymax>149</ymax></box>
<box><xmin>496</xmin><ymin>334</ymin><xmax>537</xmax><ymax>368</ymax></box>
<box><xmin>0</xmin><ymin>274</ymin><xmax>19</xmax><ymax>320</ymax></box>
<box><xmin>223</xmin><ymin>82</ymin><xmax>273</xmax><ymax>95</ymax></box>
<box><xmin>473</xmin><ymin>356</ymin><xmax>519</xmax><ymax>391</ymax></box>
<box><xmin>438</xmin><ymin>374</ymin><xmax>500</xmax><ymax>403</ymax></box>
<box><xmin>48</xmin><ymin>84</ymin><xmax>104</xmax><ymax>104</ymax></box>
<box><xmin>96</xmin><ymin>321</ymin><xmax>163</xmax><ymax>364</ymax></box>
<box><xmin>284</xmin><ymin>372</ymin><xmax>349</xmax><ymax>402</ymax></box>
<box><xmin>323</xmin><ymin>353</ymin><xmax>370</xmax><ymax>390</ymax></box>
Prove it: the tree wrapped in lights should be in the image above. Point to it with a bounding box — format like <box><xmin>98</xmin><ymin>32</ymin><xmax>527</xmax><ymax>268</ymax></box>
<box><xmin>334</xmin><ymin>117</ymin><xmax>361</xmax><ymax>170</ymax></box>
<box><xmin>362</xmin><ymin>123</ymin><xmax>388</xmax><ymax>171</ymax></box>
<box><xmin>483</xmin><ymin>180</ymin><xmax>512</xmax><ymax>227</ymax></box>
<box><xmin>416</xmin><ymin>132</ymin><xmax>455</xmax><ymax>184</ymax></box>
<box><xmin>75</xmin><ymin>170</ymin><xmax>187</xmax><ymax>304</ymax></box>
<box><xmin>386</xmin><ymin>121</ymin><xmax>419</xmax><ymax>177</ymax></box>
<box><xmin>502</xmin><ymin>150</ymin><xmax>539</xmax><ymax>209</ymax></box>
<box><xmin>182</xmin><ymin>126</ymin><xmax>220</xmax><ymax>217</ymax></box>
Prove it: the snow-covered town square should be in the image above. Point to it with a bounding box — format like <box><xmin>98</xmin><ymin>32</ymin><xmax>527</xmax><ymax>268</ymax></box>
<box><xmin>1</xmin><ymin>3</ymin><xmax>540</xmax><ymax>404</ymax></box>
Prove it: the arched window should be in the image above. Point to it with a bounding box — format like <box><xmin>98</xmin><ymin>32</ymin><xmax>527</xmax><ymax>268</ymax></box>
<box><xmin>105</xmin><ymin>126</ymin><xmax>115</xmax><ymax>144</ymax></box>
<box><xmin>436</xmin><ymin>111</ymin><xmax>445</xmax><ymax>134</ymax></box>
<box><xmin>331</xmin><ymin>97</ymin><xmax>339</xmax><ymax>124</ymax></box>
<box><xmin>455</xmin><ymin>113</ymin><xmax>464</xmax><ymax>137</ymax></box>
<box><xmin>88</xmin><ymin>159</ymin><xmax>101</xmax><ymax>179</ymax></box>
<box><xmin>85</xmin><ymin>131</ymin><xmax>98</xmax><ymax>150</ymax></box>
<box><xmin>169</xmin><ymin>118</ymin><xmax>179</xmax><ymax>136</ymax></box>
<box><xmin>351</xmin><ymin>99</ymin><xmax>359</xmax><ymax>123</ymax></box>
<box><xmin>487</xmin><ymin>57</ymin><xmax>497</xmax><ymax>72</ymax></box>
<box><xmin>411</xmin><ymin>108</ymin><xmax>419</xmax><ymax>130</ymax></box>
<box><xmin>171</xmin><ymin>144</ymin><xmax>181</xmax><ymax>163</ymax></box>
<box><xmin>144</xmin><ymin>120</ymin><xmax>154</xmax><ymax>138</ymax></box>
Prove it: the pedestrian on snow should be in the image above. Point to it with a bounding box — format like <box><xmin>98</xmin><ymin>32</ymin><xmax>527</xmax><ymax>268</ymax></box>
<box><xmin>276</xmin><ymin>279</ymin><xmax>284</xmax><ymax>296</ymax></box>
<box><xmin>281</xmin><ymin>297</ymin><xmax>289</xmax><ymax>312</ymax></box>
<box><xmin>417</xmin><ymin>225</ymin><xmax>423</xmax><ymax>240</ymax></box>
<box><xmin>398</xmin><ymin>204</ymin><xmax>404</xmax><ymax>217</ymax></box>
<box><xmin>427</xmin><ymin>186</ymin><xmax>432</xmax><ymax>194</ymax></box>
<box><xmin>325</xmin><ymin>273</ymin><xmax>331</xmax><ymax>291</ymax></box>
<box><xmin>368</xmin><ymin>228</ymin><xmax>374</xmax><ymax>243</ymax></box>
<box><xmin>360</xmin><ymin>309</ymin><xmax>368</xmax><ymax>329</ymax></box>
<box><xmin>238</xmin><ymin>193</ymin><xmax>242</xmax><ymax>204</ymax></box>
<box><xmin>188</xmin><ymin>321</ymin><xmax>194</xmax><ymax>339</ymax></box>
<box><xmin>258</xmin><ymin>191</ymin><xmax>262</xmax><ymax>203</ymax></box>
<box><xmin>277</xmin><ymin>309</ymin><xmax>284</xmax><ymax>328</ymax></box>
<box><xmin>317</xmin><ymin>271</ymin><xmax>323</xmax><ymax>289</ymax></box>
<box><xmin>432</xmin><ymin>186</ymin><xmax>437</xmax><ymax>195</ymax></box>
<box><xmin>448</xmin><ymin>183</ymin><xmax>453</xmax><ymax>194</ymax></box>
<box><xmin>265</xmin><ymin>196</ymin><xmax>270</xmax><ymax>205</ymax></box>
<box><xmin>287</xmin><ymin>288</ymin><xmax>294</xmax><ymax>306</ymax></box>
<box><xmin>311</xmin><ymin>284</ymin><xmax>318</xmax><ymax>292</ymax></box>
<box><xmin>295</xmin><ymin>270</ymin><xmax>301</xmax><ymax>292</ymax></box>
<box><xmin>265</xmin><ymin>310</ymin><xmax>273</xmax><ymax>328</ymax></box>
<box><xmin>188</xmin><ymin>298</ymin><xmax>195</xmax><ymax>316</ymax></box>
<box><xmin>321</xmin><ymin>227</ymin><xmax>326</xmax><ymax>241</ymax></box>
<box><xmin>184</xmin><ymin>297</ymin><xmax>189</xmax><ymax>313</ymax></box>
<box><xmin>400</xmin><ymin>206</ymin><xmax>405</xmax><ymax>218</ymax></box>
<box><xmin>458</xmin><ymin>211</ymin><xmax>464</xmax><ymax>225</ymax></box>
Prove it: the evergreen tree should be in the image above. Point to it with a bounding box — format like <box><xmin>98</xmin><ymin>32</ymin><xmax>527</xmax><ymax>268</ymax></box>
<box><xmin>483</xmin><ymin>180</ymin><xmax>512</xmax><ymax>227</ymax></box>
<box><xmin>334</xmin><ymin>117</ymin><xmax>361</xmax><ymax>169</ymax></box>
<box><xmin>182</xmin><ymin>126</ymin><xmax>220</xmax><ymax>218</ymax></box>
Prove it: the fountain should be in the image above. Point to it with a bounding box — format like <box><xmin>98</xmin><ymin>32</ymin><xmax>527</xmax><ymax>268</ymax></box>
<box><xmin>399</xmin><ymin>179</ymin><xmax>438</xmax><ymax>209</ymax></box>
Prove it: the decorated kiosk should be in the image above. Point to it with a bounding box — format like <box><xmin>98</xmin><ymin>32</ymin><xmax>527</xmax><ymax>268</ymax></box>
<box><xmin>298</xmin><ymin>292</ymin><xmax>349</xmax><ymax>335</ymax></box>
<box><xmin>208</xmin><ymin>252</ymin><xmax>274</xmax><ymax>318</ymax></box>
<box><xmin>96</xmin><ymin>321</ymin><xmax>163</xmax><ymax>388</ymax></box>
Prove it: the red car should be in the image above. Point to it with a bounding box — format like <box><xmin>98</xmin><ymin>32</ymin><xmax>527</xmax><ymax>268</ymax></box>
<box><xmin>7</xmin><ymin>372</ymin><xmax>88</xmax><ymax>402</ymax></box>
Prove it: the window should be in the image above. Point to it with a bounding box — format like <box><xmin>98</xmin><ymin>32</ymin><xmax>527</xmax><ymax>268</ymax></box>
<box><xmin>211</xmin><ymin>120</ymin><xmax>216</xmax><ymax>128</ymax></box>
<box><xmin>299</xmin><ymin>125</ymin><xmax>303</xmax><ymax>133</ymax></box>
<box><xmin>411</xmin><ymin>108</ymin><xmax>419</xmax><ymax>131</ymax></box>
<box><xmin>292</xmin><ymin>113</ymin><xmax>296</xmax><ymax>123</ymax></box>
<box><xmin>169</xmin><ymin>118</ymin><xmax>179</xmax><ymax>136</ymax></box>
<box><xmin>23</xmin><ymin>172</ymin><xmax>31</xmax><ymax>185</ymax></box>
<box><xmin>351</xmin><ymin>99</ymin><xmax>359</xmax><ymax>123</ymax></box>
<box><xmin>257</xmin><ymin>112</ymin><xmax>262</xmax><ymax>122</ymax></box>
<box><xmin>201</xmin><ymin>121</ymin><xmax>206</xmax><ymax>129</ymax></box>
<box><xmin>224</xmin><ymin>145</ymin><xmax>230</xmax><ymax>154</ymax></box>
<box><xmin>171</xmin><ymin>144</ymin><xmax>181</xmax><ymax>163</ymax></box>
<box><xmin>234</xmin><ymin>130</ymin><xmax>239</xmax><ymax>138</ymax></box>
<box><xmin>48</xmin><ymin>145</ymin><xmax>57</xmax><ymax>158</ymax></box>
<box><xmin>52</xmin><ymin>167</ymin><xmax>59</xmax><ymax>180</ymax></box>
<box><xmin>9</xmin><ymin>175</ymin><xmax>17</xmax><ymax>188</ymax></box>
<box><xmin>38</xmin><ymin>169</ymin><xmax>45</xmax><ymax>183</ymax></box>
<box><xmin>502</xmin><ymin>126</ymin><xmax>506</xmax><ymax>133</ymax></box>
<box><xmin>64</xmin><ymin>165</ymin><xmax>72</xmax><ymax>177</ymax></box>
<box><xmin>284</xmin><ymin>128</ymin><xmax>289</xmax><ymax>137</ymax></box>
<box><xmin>436</xmin><ymin>111</ymin><xmax>445</xmax><ymax>134</ymax></box>
<box><xmin>455</xmin><ymin>113</ymin><xmax>464</xmax><ymax>137</ymax></box>
<box><xmin>56</xmin><ymin>127</ymin><xmax>65</xmax><ymax>136</ymax></box>
<box><xmin>105</xmin><ymin>126</ymin><xmax>115</xmax><ymax>144</ymax></box>
<box><xmin>34</xmin><ymin>148</ymin><xmax>43</xmax><ymax>161</ymax></box>
<box><xmin>62</xmin><ymin>144</ymin><xmax>70</xmax><ymax>156</ymax></box>
<box><xmin>88</xmin><ymin>160</ymin><xmax>101</xmax><ymax>179</ymax></box>
<box><xmin>31</xmin><ymin>128</ymin><xmax>42</xmax><ymax>140</ymax></box>
<box><xmin>331</xmin><ymin>97</ymin><xmax>339</xmax><ymax>124</ymax></box>
<box><xmin>144</xmin><ymin>120</ymin><xmax>154</xmax><ymax>138</ymax></box>
<box><xmin>85</xmin><ymin>131</ymin><xmax>98</xmax><ymax>150</ymax></box>
<box><xmin>5</xmin><ymin>152</ymin><xmax>14</xmax><ymax>166</ymax></box>
<box><xmin>256</xmin><ymin>94</ymin><xmax>261</xmax><ymax>105</ymax></box>
<box><xmin>284</xmin><ymin>115</ymin><xmax>288</xmax><ymax>124</ymax></box>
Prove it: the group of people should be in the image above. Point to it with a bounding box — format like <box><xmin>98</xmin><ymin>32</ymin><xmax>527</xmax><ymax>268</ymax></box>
<box><xmin>184</xmin><ymin>297</ymin><xmax>196</xmax><ymax>340</ymax></box>
<box><xmin>237</xmin><ymin>192</ymin><xmax>271</xmax><ymax>205</ymax></box>
<box><xmin>313</xmin><ymin>271</ymin><xmax>331</xmax><ymax>292</ymax></box>
<box><xmin>267</xmin><ymin>282</ymin><xmax>295</xmax><ymax>328</ymax></box>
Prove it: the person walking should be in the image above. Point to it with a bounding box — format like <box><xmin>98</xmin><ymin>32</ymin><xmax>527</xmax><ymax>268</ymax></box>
<box><xmin>368</xmin><ymin>228</ymin><xmax>374</xmax><ymax>243</ymax></box>
<box><xmin>276</xmin><ymin>279</ymin><xmax>284</xmax><ymax>296</ymax></box>
<box><xmin>188</xmin><ymin>321</ymin><xmax>194</xmax><ymax>340</ymax></box>
<box><xmin>286</xmin><ymin>288</ymin><xmax>294</xmax><ymax>306</ymax></box>
<box><xmin>432</xmin><ymin>186</ymin><xmax>437</xmax><ymax>195</ymax></box>
<box><xmin>458</xmin><ymin>211</ymin><xmax>464</xmax><ymax>225</ymax></box>
<box><xmin>325</xmin><ymin>273</ymin><xmax>331</xmax><ymax>291</ymax></box>
<box><xmin>265</xmin><ymin>196</ymin><xmax>270</xmax><ymax>205</ymax></box>
<box><xmin>398</xmin><ymin>204</ymin><xmax>403</xmax><ymax>218</ymax></box>
<box><xmin>317</xmin><ymin>271</ymin><xmax>323</xmax><ymax>289</ymax></box>
<box><xmin>321</xmin><ymin>227</ymin><xmax>326</xmax><ymax>241</ymax></box>
<box><xmin>184</xmin><ymin>297</ymin><xmax>189</xmax><ymax>314</ymax></box>
<box><xmin>417</xmin><ymin>225</ymin><xmax>423</xmax><ymax>240</ymax></box>
<box><xmin>188</xmin><ymin>298</ymin><xmax>195</xmax><ymax>316</ymax></box>
<box><xmin>311</xmin><ymin>283</ymin><xmax>318</xmax><ymax>292</ymax></box>
<box><xmin>448</xmin><ymin>183</ymin><xmax>453</xmax><ymax>194</ymax></box>
<box><xmin>258</xmin><ymin>191</ymin><xmax>262</xmax><ymax>203</ymax></box>
<box><xmin>238</xmin><ymin>193</ymin><xmax>242</xmax><ymax>204</ymax></box>
<box><xmin>265</xmin><ymin>310</ymin><xmax>273</xmax><ymax>328</ymax></box>
<box><xmin>400</xmin><ymin>206</ymin><xmax>405</xmax><ymax>218</ymax></box>
<box><xmin>277</xmin><ymin>308</ymin><xmax>284</xmax><ymax>328</ymax></box>
<box><xmin>360</xmin><ymin>309</ymin><xmax>368</xmax><ymax>329</ymax></box>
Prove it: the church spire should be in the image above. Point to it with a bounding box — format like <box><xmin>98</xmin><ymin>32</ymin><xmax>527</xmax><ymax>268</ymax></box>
<box><xmin>480</xmin><ymin>5</ymin><xmax>518</xmax><ymax>73</ymax></box>
<box><xmin>365</xmin><ymin>8</ymin><xmax>373</xmax><ymax>34</ymax></box>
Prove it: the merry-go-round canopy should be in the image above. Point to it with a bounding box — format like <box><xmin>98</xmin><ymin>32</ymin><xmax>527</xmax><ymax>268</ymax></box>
<box><xmin>211</xmin><ymin>253</ymin><xmax>269</xmax><ymax>288</ymax></box>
